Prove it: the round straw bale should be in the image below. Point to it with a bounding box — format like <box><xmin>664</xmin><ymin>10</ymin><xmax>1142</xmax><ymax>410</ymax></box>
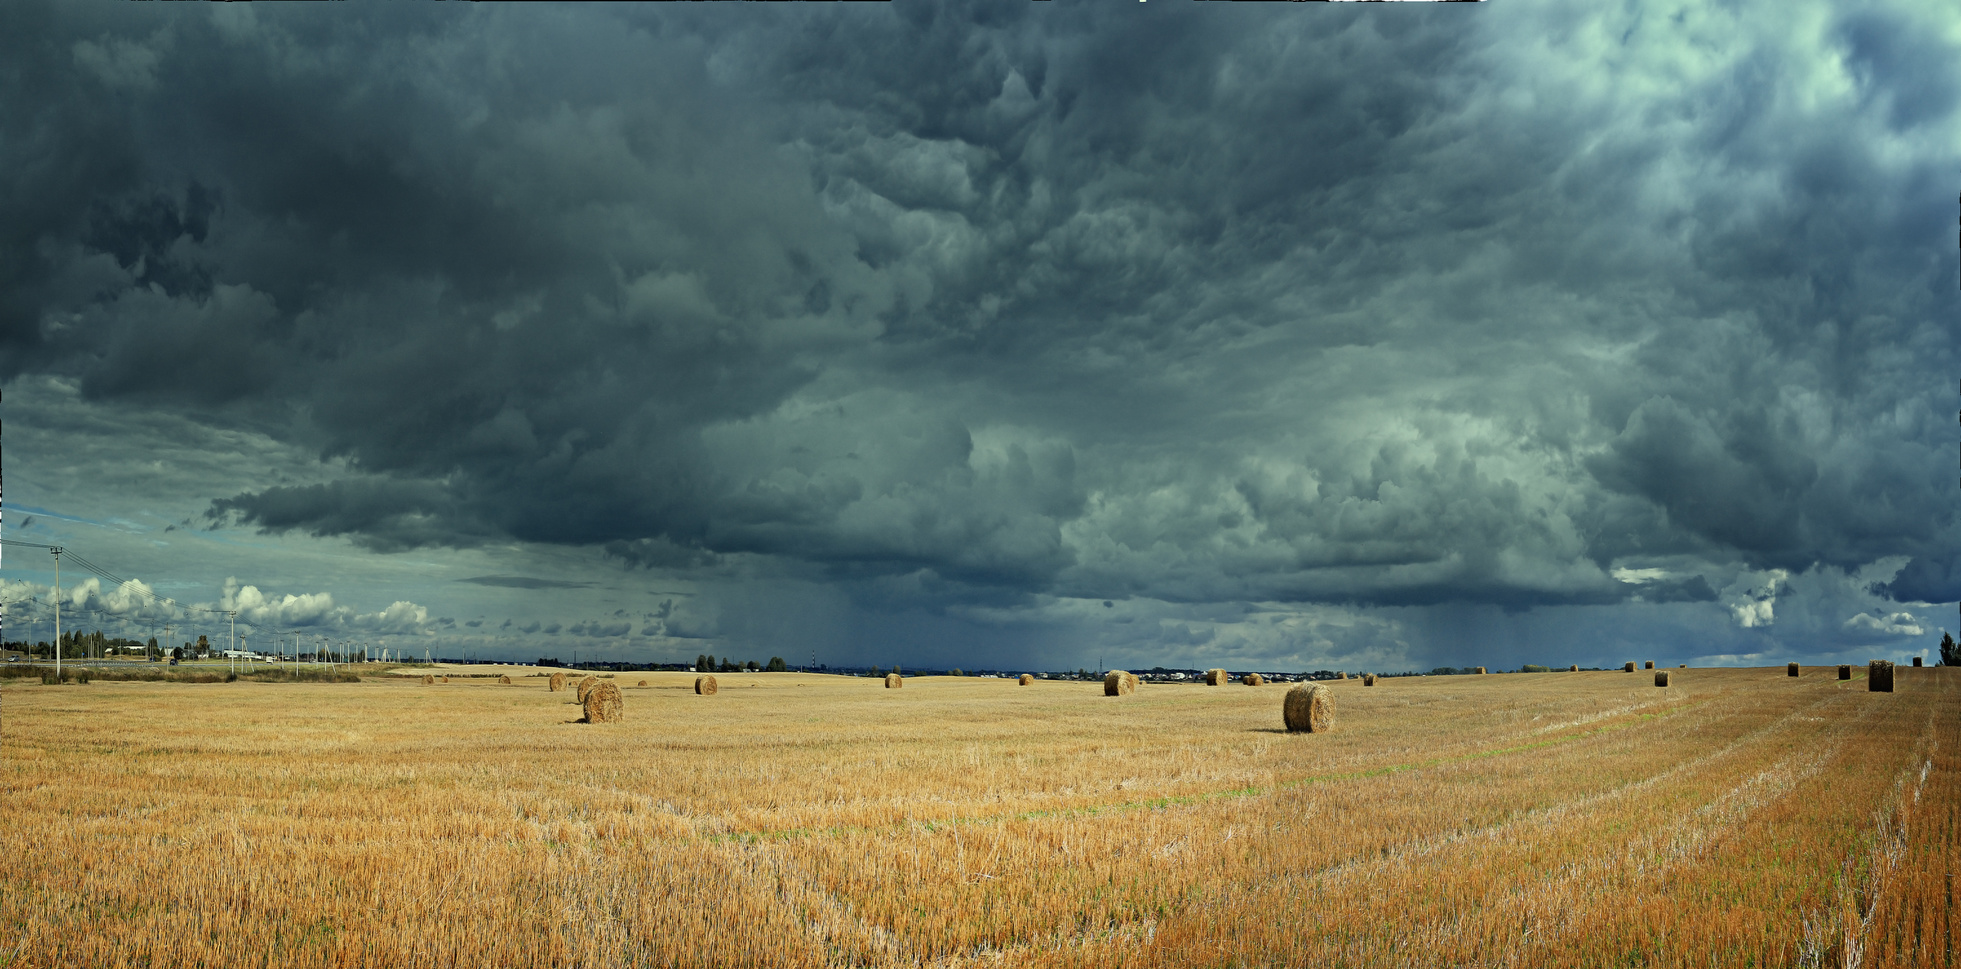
<box><xmin>499</xmin><ymin>675</ymin><xmax>512</xmax><ymax>685</ymax></box>
<box><xmin>577</xmin><ymin>676</ymin><xmax>599</xmax><ymax>702</ymax></box>
<box><xmin>1283</xmin><ymin>683</ymin><xmax>1334</xmax><ymax>733</ymax></box>
<box><xmin>1623</xmin><ymin>662</ymin><xmax>1636</xmax><ymax>672</ymax></box>
<box><xmin>1654</xmin><ymin>670</ymin><xmax>1670</xmax><ymax>687</ymax></box>
<box><xmin>885</xmin><ymin>673</ymin><xmax>904</xmax><ymax>689</ymax></box>
<box><xmin>695</xmin><ymin>675</ymin><xmax>718</xmax><ymax>695</ymax></box>
<box><xmin>583</xmin><ymin>681</ymin><xmax>623</xmax><ymax>723</ymax></box>
<box><xmin>1474</xmin><ymin>667</ymin><xmax>1487</xmax><ymax>675</ymax></box>
<box><xmin>1787</xmin><ymin>662</ymin><xmax>1800</xmax><ymax>677</ymax></box>
<box><xmin>549</xmin><ymin>671</ymin><xmax>566</xmax><ymax>692</ymax></box>
<box><xmin>1912</xmin><ymin>656</ymin><xmax>1923</xmax><ymax>667</ymax></box>
<box><xmin>1869</xmin><ymin>660</ymin><xmax>1894</xmax><ymax>693</ymax></box>
<box><xmin>1104</xmin><ymin>669</ymin><xmax>1137</xmax><ymax>696</ymax></box>
<box><xmin>1240</xmin><ymin>672</ymin><xmax>1266</xmax><ymax>686</ymax></box>
<box><xmin>1838</xmin><ymin>664</ymin><xmax>1851</xmax><ymax>680</ymax></box>
<box><xmin>421</xmin><ymin>674</ymin><xmax>434</xmax><ymax>685</ymax></box>
<box><xmin>1018</xmin><ymin>674</ymin><xmax>1034</xmax><ymax>686</ymax></box>
<box><xmin>1569</xmin><ymin>665</ymin><xmax>1579</xmax><ymax>672</ymax></box>
<box><xmin>1205</xmin><ymin>668</ymin><xmax>1228</xmax><ymax>686</ymax></box>
<box><xmin>1643</xmin><ymin>661</ymin><xmax>1654</xmax><ymax>670</ymax></box>
<box><xmin>441</xmin><ymin>675</ymin><xmax>451</xmax><ymax>683</ymax></box>
<box><xmin>637</xmin><ymin>679</ymin><xmax>649</xmax><ymax>687</ymax></box>
<box><xmin>1337</xmin><ymin>672</ymin><xmax>1348</xmax><ymax>680</ymax></box>
<box><xmin>1362</xmin><ymin>673</ymin><xmax>1376</xmax><ymax>686</ymax></box>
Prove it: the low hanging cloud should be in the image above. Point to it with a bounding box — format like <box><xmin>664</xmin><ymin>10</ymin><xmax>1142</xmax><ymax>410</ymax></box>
<box><xmin>2</xmin><ymin>0</ymin><xmax>1954</xmax><ymax>665</ymax></box>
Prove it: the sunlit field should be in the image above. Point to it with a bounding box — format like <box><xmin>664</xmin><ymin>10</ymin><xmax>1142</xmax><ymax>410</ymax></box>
<box><xmin>1</xmin><ymin>665</ymin><xmax>1952</xmax><ymax>967</ymax></box>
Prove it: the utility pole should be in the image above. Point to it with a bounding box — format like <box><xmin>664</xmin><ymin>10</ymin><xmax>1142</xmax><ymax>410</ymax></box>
<box><xmin>50</xmin><ymin>547</ymin><xmax>62</xmax><ymax>680</ymax></box>
<box><xmin>228</xmin><ymin>611</ymin><xmax>237</xmax><ymax>674</ymax></box>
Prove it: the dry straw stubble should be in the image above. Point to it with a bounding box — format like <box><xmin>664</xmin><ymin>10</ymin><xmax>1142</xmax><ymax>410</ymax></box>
<box><xmin>1283</xmin><ymin>683</ymin><xmax>1334</xmax><ymax>732</ymax></box>
<box><xmin>695</xmin><ymin>675</ymin><xmax>718</xmax><ymax>695</ymax></box>
<box><xmin>582</xmin><ymin>681</ymin><xmax>623</xmax><ymax>723</ymax></box>
<box><xmin>1104</xmin><ymin>670</ymin><xmax>1137</xmax><ymax>696</ymax></box>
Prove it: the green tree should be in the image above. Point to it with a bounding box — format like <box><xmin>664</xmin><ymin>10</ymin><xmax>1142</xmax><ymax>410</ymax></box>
<box><xmin>1941</xmin><ymin>631</ymin><xmax>1959</xmax><ymax>667</ymax></box>
<box><xmin>872</xmin><ymin>666</ymin><xmax>883</xmax><ymax>678</ymax></box>
<box><xmin>695</xmin><ymin>654</ymin><xmax>711</xmax><ymax>672</ymax></box>
<box><xmin>766</xmin><ymin>656</ymin><xmax>787</xmax><ymax>672</ymax></box>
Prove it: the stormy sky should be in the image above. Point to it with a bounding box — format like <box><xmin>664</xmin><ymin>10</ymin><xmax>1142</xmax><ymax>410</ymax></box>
<box><xmin>1</xmin><ymin>0</ymin><xmax>1956</xmax><ymax>672</ymax></box>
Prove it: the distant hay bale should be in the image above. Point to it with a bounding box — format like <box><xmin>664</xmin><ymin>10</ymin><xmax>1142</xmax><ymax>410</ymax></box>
<box><xmin>582</xmin><ymin>681</ymin><xmax>623</xmax><ymax>723</ymax></box>
<box><xmin>1474</xmin><ymin>667</ymin><xmax>1487</xmax><ymax>675</ymax></box>
<box><xmin>1912</xmin><ymin>656</ymin><xmax>1924</xmax><ymax>667</ymax></box>
<box><xmin>1679</xmin><ymin>663</ymin><xmax>1686</xmax><ymax>668</ymax></box>
<box><xmin>1337</xmin><ymin>672</ymin><xmax>1348</xmax><ymax>680</ymax></box>
<box><xmin>1283</xmin><ymin>683</ymin><xmax>1334</xmax><ymax>733</ymax></box>
<box><xmin>1643</xmin><ymin>661</ymin><xmax>1654</xmax><ymax>670</ymax></box>
<box><xmin>885</xmin><ymin>673</ymin><xmax>904</xmax><ymax>689</ymax></box>
<box><xmin>1655</xmin><ymin>670</ymin><xmax>1670</xmax><ymax>687</ymax></box>
<box><xmin>1018</xmin><ymin>674</ymin><xmax>1034</xmax><ymax>686</ymax></box>
<box><xmin>1787</xmin><ymin>663</ymin><xmax>1800</xmax><ymax>677</ymax></box>
<box><xmin>441</xmin><ymin>675</ymin><xmax>450</xmax><ymax>683</ymax></box>
<box><xmin>1205</xmin><ymin>668</ymin><xmax>1228</xmax><ymax>686</ymax></box>
<box><xmin>577</xmin><ymin>676</ymin><xmax>599</xmax><ymax>703</ymax></box>
<box><xmin>1362</xmin><ymin>674</ymin><xmax>1376</xmax><ymax>686</ymax></box>
<box><xmin>695</xmin><ymin>675</ymin><xmax>718</xmax><ymax>695</ymax></box>
<box><xmin>1869</xmin><ymin>660</ymin><xmax>1894</xmax><ymax>693</ymax></box>
<box><xmin>549</xmin><ymin>671</ymin><xmax>567</xmax><ymax>692</ymax></box>
<box><xmin>1241</xmin><ymin>672</ymin><xmax>1266</xmax><ymax>686</ymax></box>
<box><xmin>637</xmin><ymin>679</ymin><xmax>649</xmax><ymax>687</ymax></box>
<box><xmin>421</xmin><ymin>674</ymin><xmax>434</xmax><ymax>685</ymax></box>
<box><xmin>1569</xmin><ymin>665</ymin><xmax>1579</xmax><ymax>672</ymax></box>
<box><xmin>1104</xmin><ymin>670</ymin><xmax>1137</xmax><ymax>696</ymax></box>
<box><xmin>499</xmin><ymin>675</ymin><xmax>512</xmax><ymax>685</ymax></box>
<box><xmin>1623</xmin><ymin>662</ymin><xmax>1635</xmax><ymax>672</ymax></box>
<box><xmin>1838</xmin><ymin>665</ymin><xmax>1852</xmax><ymax>680</ymax></box>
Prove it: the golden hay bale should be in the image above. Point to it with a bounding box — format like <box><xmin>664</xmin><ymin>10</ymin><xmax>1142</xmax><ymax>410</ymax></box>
<box><xmin>441</xmin><ymin>675</ymin><xmax>451</xmax><ymax>683</ymax></box>
<box><xmin>1623</xmin><ymin>662</ymin><xmax>1636</xmax><ymax>672</ymax></box>
<box><xmin>1643</xmin><ymin>661</ymin><xmax>1653</xmax><ymax>670</ymax></box>
<box><xmin>1283</xmin><ymin>683</ymin><xmax>1334</xmax><ymax>733</ymax></box>
<box><xmin>637</xmin><ymin>679</ymin><xmax>649</xmax><ymax>687</ymax></box>
<box><xmin>1569</xmin><ymin>665</ymin><xmax>1579</xmax><ymax>672</ymax></box>
<box><xmin>1838</xmin><ymin>664</ymin><xmax>1852</xmax><ymax>680</ymax></box>
<box><xmin>499</xmin><ymin>675</ymin><xmax>512</xmax><ymax>685</ymax></box>
<box><xmin>1018</xmin><ymin>674</ymin><xmax>1034</xmax><ymax>686</ymax></box>
<box><xmin>695</xmin><ymin>675</ymin><xmax>718</xmax><ymax>695</ymax></box>
<box><xmin>1362</xmin><ymin>674</ymin><xmax>1377</xmax><ymax>686</ymax></box>
<box><xmin>421</xmin><ymin>674</ymin><xmax>434</xmax><ymax>685</ymax></box>
<box><xmin>1473</xmin><ymin>667</ymin><xmax>1487</xmax><ymax>675</ymax></box>
<box><xmin>1104</xmin><ymin>670</ymin><xmax>1137</xmax><ymax>696</ymax></box>
<box><xmin>582</xmin><ymin>681</ymin><xmax>623</xmax><ymax>723</ymax></box>
<box><xmin>576</xmin><ymin>676</ymin><xmax>600</xmax><ymax>702</ymax></box>
<box><xmin>1655</xmin><ymin>670</ymin><xmax>1670</xmax><ymax>687</ymax></box>
<box><xmin>1787</xmin><ymin>662</ymin><xmax>1800</xmax><ymax>677</ymax></box>
<box><xmin>1205</xmin><ymin>668</ymin><xmax>1228</xmax><ymax>686</ymax></box>
<box><xmin>1241</xmin><ymin>672</ymin><xmax>1266</xmax><ymax>686</ymax></box>
<box><xmin>1337</xmin><ymin>672</ymin><xmax>1348</xmax><ymax>680</ymax></box>
<box><xmin>885</xmin><ymin>673</ymin><xmax>904</xmax><ymax>689</ymax></box>
<box><xmin>549</xmin><ymin>671</ymin><xmax>567</xmax><ymax>692</ymax></box>
<box><xmin>1869</xmin><ymin>660</ymin><xmax>1894</xmax><ymax>693</ymax></box>
<box><xmin>1912</xmin><ymin>656</ymin><xmax>1923</xmax><ymax>667</ymax></box>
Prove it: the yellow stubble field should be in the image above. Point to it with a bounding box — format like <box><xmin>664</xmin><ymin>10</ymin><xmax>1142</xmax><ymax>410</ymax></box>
<box><xmin>0</xmin><ymin>665</ymin><xmax>1953</xmax><ymax>967</ymax></box>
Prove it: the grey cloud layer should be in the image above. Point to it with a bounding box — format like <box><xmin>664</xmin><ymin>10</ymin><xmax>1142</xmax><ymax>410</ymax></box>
<box><xmin>4</xmin><ymin>1</ymin><xmax>1956</xmax><ymax>664</ymax></box>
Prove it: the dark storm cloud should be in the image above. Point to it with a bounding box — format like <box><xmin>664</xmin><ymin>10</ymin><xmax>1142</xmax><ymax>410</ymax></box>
<box><xmin>459</xmin><ymin>575</ymin><xmax>593</xmax><ymax>591</ymax></box>
<box><xmin>4</xmin><ymin>0</ymin><xmax>1956</xmax><ymax>662</ymax></box>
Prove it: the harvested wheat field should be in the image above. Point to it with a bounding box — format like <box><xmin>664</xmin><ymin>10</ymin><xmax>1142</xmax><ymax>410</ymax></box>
<box><xmin>1</xmin><ymin>666</ymin><xmax>1954</xmax><ymax>967</ymax></box>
